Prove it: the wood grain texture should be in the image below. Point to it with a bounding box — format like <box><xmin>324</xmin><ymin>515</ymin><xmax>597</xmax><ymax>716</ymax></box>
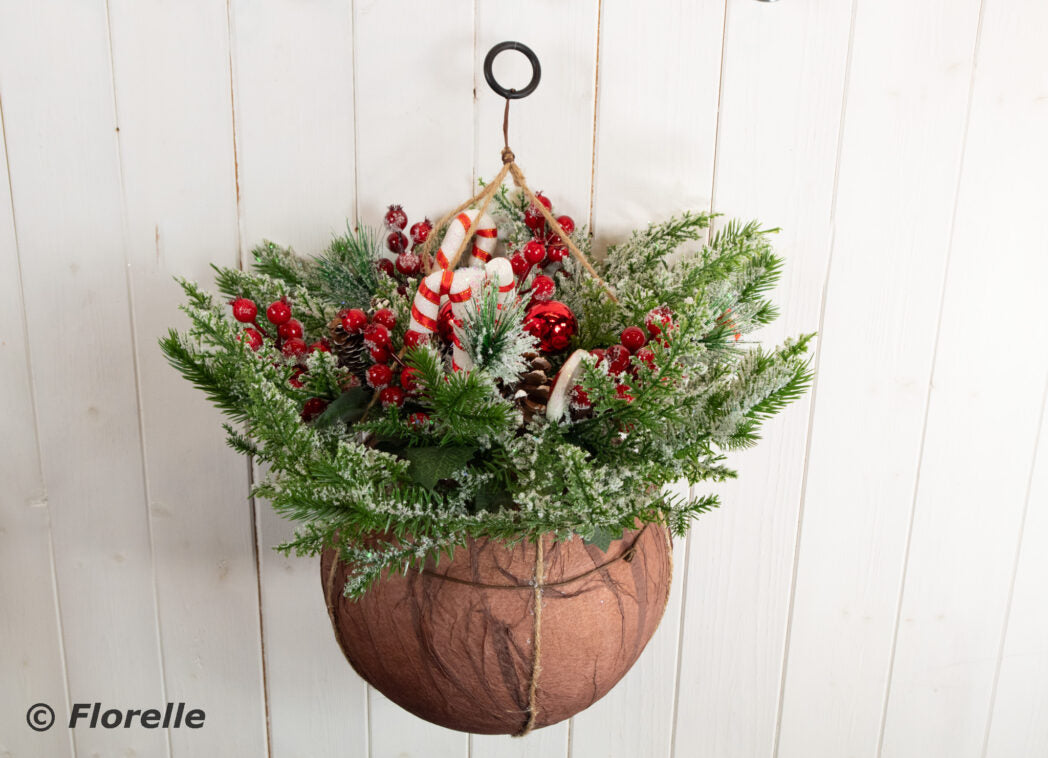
<box><xmin>0</xmin><ymin>2</ymin><xmax>169</xmax><ymax>756</ymax></box>
<box><xmin>0</xmin><ymin>88</ymin><xmax>73</xmax><ymax>758</ymax></box>
<box><xmin>776</xmin><ymin>1</ymin><xmax>984</xmax><ymax>756</ymax></box>
<box><xmin>229</xmin><ymin>2</ymin><xmax>367</xmax><ymax>757</ymax></box>
<box><xmin>105</xmin><ymin>1</ymin><xmax>269</xmax><ymax>754</ymax></box>
<box><xmin>878</xmin><ymin>1</ymin><xmax>1048</xmax><ymax>755</ymax></box>
<box><xmin>673</xmin><ymin>2</ymin><xmax>853</xmax><ymax>756</ymax></box>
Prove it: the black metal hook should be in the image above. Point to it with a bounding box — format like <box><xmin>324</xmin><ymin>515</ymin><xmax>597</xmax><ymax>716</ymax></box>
<box><xmin>483</xmin><ymin>41</ymin><xmax>541</xmax><ymax>100</ymax></box>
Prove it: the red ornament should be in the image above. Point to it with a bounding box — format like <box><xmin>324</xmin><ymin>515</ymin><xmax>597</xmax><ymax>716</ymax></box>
<box><xmin>232</xmin><ymin>298</ymin><xmax>258</xmax><ymax>323</ymax></box>
<box><xmin>400</xmin><ymin>367</ymin><xmax>421</xmax><ymax>394</ymax></box>
<box><xmin>396</xmin><ymin>251</ymin><xmax>422</xmax><ymax>276</ymax></box>
<box><xmin>620</xmin><ymin>326</ymin><xmax>647</xmax><ymax>352</ymax></box>
<box><xmin>385</xmin><ymin>204</ymin><xmax>408</xmax><ymax>230</ymax></box>
<box><xmin>634</xmin><ymin>346</ymin><xmax>656</xmax><ymax>370</ymax></box>
<box><xmin>570</xmin><ymin>385</ymin><xmax>591</xmax><ymax>411</ymax></box>
<box><xmin>555</xmin><ymin>215</ymin><xmax>575</xmax><ymax>236</ymax></box>
<box><xmin>363</xmin><ymin>323</ymin><xmax>391</xmax><ymax>350</ymax></box>
<box><xmin>278</xmin><ymin>319</ymin><xmax>303</xmax><ymax>340</ymax></box>
<box><xmin>605</xmin><ymin>344</ymin><xmax>631</xmax><ymax>374</ymax></box>
<box><xmin>308</xmin><ymin>340</ymin><xmax>331</xmax><ymax>353</ymax></box>
<box><xmin>369</xmin><ymin>345</ymin><xmax>391</xmax><ymax>364</ymax></box>
<box><xmin>380</xmin><ymin>386</ymin><xmax>406</xmax><ymax>409</ymax></box>
<box><xmin>372</xmin><ymin>308</ymin><xmax>397</xmax><ymax>329</ymax></box>
<box><xmin>523</xmin><ymin>240</ymin><xmax>547</xmax><ymax>266</ymax></box>
<box><xmin>403</xmin><ymin>329</ymin><xmax>429</xmax><ymax>348</ymax></box>
<box><xmin>240</xmin><ymin>328</ymin><xmax>263</xmax><ymax>351</ymax></box>
<box><xmin>547</xmin><ymin>244</ymin><xmax>568</xmax><ymax>264</ymax></box>
<box><xmin>523</xmin><ymin>301</ymin><xmax>577</xmax><ymax>353</ymax></box>
<box><xmin>377</xmin><ymin>258</ymin><xmax>396</xmax><ymax>277</ymax></box>
<box><xmin>266</xmin><ymin>300</ymin><xmax>292</xmax><ymax>325</ymax></box>
<box><xmin>645</xmin><ymin>306</ymin><xmax>674</xmax><ymax>338</ymax></box>
<box><xmin>341</xmin><ymin>308</ymin><xmax>368</xmax><ymax>334</ymax></box>
<box><xmin>590</xmin><ymin>348</ymin><xmax>606</xmax><ymax>364</ymax></box>
<box><xmin>282</xmin><ymin>338</ymin><xmax>308</xmax><ymax>358</ymax></box>
<box><xmin>510</xmin><ymin>253</ymin><xmax>529</xmax><ymax>278</ymax></box>
<box><xmin>301</xmin><ymin>397</ymin><xmax>329</xmax><ymax>422</ymax></box>
<box><xmin>387</xmin><ymin>231</ymin><xmax>409</xmax><ymax>254</ymax></box>
<box><xmin>530</xmin><ymin>275</ymin><xmax>555</xmax><ymax>302</ymax></box>
<box><xmin>410</xmin><ymin>219</ymin><xmax>433</xmax><ymax>245</ymax></box>
<box><xmin>408</xmin><ymin>412</ymin><xmax>430</xmax><ymax>427</ymax></box>
<box><xmin>366</xmin><ymin>363</ymin><xmax>393</xmax><ymax>389</ymax></box>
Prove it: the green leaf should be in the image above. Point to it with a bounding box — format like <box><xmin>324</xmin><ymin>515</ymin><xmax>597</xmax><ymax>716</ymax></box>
<box><xmin>583</xmin><ymin>526</ymin><xmax>621</xmax><ymax>553</ymax></box>
<box><xmin>314</xmin><ymin>386</ymin><xmax>371</xmax><ymax>428</ymax></box>
<box><xmin>401</xmin><ymin>446</ymin><xmax>477</xmax><ymax>489</ymax></box>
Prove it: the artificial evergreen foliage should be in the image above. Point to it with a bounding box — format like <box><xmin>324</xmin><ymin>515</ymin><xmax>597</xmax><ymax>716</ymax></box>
<box><xmin>163</xmin><ymin>185</ymin><xmax>813</xmax><ymax>598</ymax></box>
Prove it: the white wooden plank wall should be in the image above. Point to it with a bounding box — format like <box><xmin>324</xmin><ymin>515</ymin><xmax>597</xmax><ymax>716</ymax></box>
<box><xmin>2</xmin><ymin>1</ymin><xmax>1047</xmax><ymax>757</ymax></box>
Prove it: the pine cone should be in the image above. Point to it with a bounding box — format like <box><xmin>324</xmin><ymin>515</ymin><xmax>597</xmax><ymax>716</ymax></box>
<box><xmin>328</xmin><ymin>317</ymin><xmax>369</xmax><ymax>381</ymax></box>
<box><xmin>514</xmin><ymin>352</ymin><xmax>553</xmax><ymax>424</ymax></box>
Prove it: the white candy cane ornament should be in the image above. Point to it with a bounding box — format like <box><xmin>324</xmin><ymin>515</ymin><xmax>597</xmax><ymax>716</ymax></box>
<box><xmin>407</xmin><ymin>268</ymin><xmax>474</xmax><ymax>338</ymax></box>
<box><xmin>435</xmin><ymin>209</ymin><xmax>498</xmax><ymax>269</ymax></box>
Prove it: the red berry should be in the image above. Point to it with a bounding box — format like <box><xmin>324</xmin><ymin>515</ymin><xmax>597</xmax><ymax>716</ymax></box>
<box><xmin>409</xmin><ymin>219</ymin><xmax>433</xmax><ymax>245</ymax></box>
<box><xmin>400</xmin><ymin>367</ymin><xmax>420</xmax><ymax>394</ymax></box>
<box><xmin>547</xmin><ymin>244</ymin><xmax>568</xmax><ymax>263</ymax></box>
<box><xmin>523</xmin><ymin>240</ymin><xmax>547</xmax><ymax>266</ymax></box>
<box><xmin>590</xmin><ymin>348</ymin><xmax>606</xmax><ymax>363</ymax></box>
<box><xmin>510</xmin><ymin>252</ymin><xmax>529</xmax><ymax>277</ymax></box>
<box><xmin>372</xmin><ymin>308</ymin><xmax>396</xmax><ymax>329</ymax></box>
<box><xmin>634</xmin><ymin>346</ymin><xmax>656</xmax><ymax>370</ymax></box>
<box><xmin>241</xmin><ymin>328</ymin><xmax>263</xmax><ymax>351</ymax></box>
<box><xmin>605</xmin><ymin>344</ymin><xmax>631</xmax><ymax>374</ymax></box>
<box><xmin>341</xmin><ymin>308</ymin><xmax>368</xmax><ymax>334</ymax></box>
<box><xmin>530</xmin><ymin>275</ymin><xmax>555</xmax><ymax>302</ymax></box>
<box><xmin>396</xmin><ymin>251</ymin><xmax>421</xmax><ymax>276</ymax></box>
<box><xmin>523</xmin><ymin>194</ymin><xmax>551</xmax><ymax>231</ymax></box>
<box><xmin>620</xmin><ymin>326</ymin><xmax>647</xmax><ymax>352</ymax></box>
<box><xmin>403</xmin><ymin>329</ymin><xmax>429</xmax><ymax>348</ymax></box>
<box><xmin>408</xmin><ymin>412</ymin><xmax>430</xmax><ymax>427</ymax></box>
<box><xmin>535</xmin><ymin>193</ymin><xmax>552</xmax><ymax>211</ymax></box>
<box><xmin>555</xmin><ymin>215</ymin><xmax>575</xmax><ymax>236</ymax></box>
<box><xmin>266</xmin><ymin>300</ymin><xmax>292</xmax><ymax>325</ymax></box>
<box><xmin>301</xmin><ymin>397</ymin><xmax>329</xmax><ymax>422</ymax></box>
<box><xmin>278</xmin><ymin>319</ymin><xmax>303</xmax><ymax>340</ymax></box>
<box><xmin>645</xmin><ymin>306</ymin><xmax>674</xmax><ymax>337</ymax></box>
<box><xmin>289</xmin><ymin>367</ymin><xmax>306</xmax><ymax>388</ymax></box>
<box><xmin>387</xmin><ymin>231</ymin><xmax>408</xmax><ymax>254</ymax></box>
<box><xmin>368</xmin><ymin>345</ymin><xmax>390</xmax><ymax>363</ymax></box>
<box><xmin>570</xmin><ymin>385</ymin><xmax>592</xmax><ymax>410</ymax></box>
<box><xmin>282</xmin><ymin>338</ymin><xmax>307</xmax><ymax>357</ymax></box>
<box><xmin>384</xmin><ymin>204</ymin><xmax>408</xmax><ymax>230</ymax></box>
<box><xmin>379</xmin><ymin>386</ymin><xmax>406</xmax><ymax>409</ymax></box>
<box><xmin>377</xmin><ymin>258</ymin><xmax>396</xmax><ymax>277</ymax></box>
<box><xmin>232</xmin><ymin>298</ymin><xmax>258</xmax><ymax>323</ymax></box>
<box><xmin>615</xmin><ymin>383</ymin><xmax>634</xmax><ymax>402</ymax></box>
<box><xmin>366</xmin><ymin>363</ymin><xmax>393</xmax><ymax>389</ymax></box>
<box><xmin>363</xmin><ymin>323</ymin><xmax>391</xmax><ymax>349</ymax></box>
<box><xmin>308</xmin><ymin>340</ymin><xmax>331</xmax><ymax>353</ymax></box>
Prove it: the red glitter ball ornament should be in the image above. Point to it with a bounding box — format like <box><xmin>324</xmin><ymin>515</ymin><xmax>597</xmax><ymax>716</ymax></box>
<box><xmin>523</xmin><ymin>300</ymin><xmax>577</xmax><ymax>353</ymax></box>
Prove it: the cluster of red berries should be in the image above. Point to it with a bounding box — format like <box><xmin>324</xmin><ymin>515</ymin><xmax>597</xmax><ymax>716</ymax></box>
<box><xmin>339</xmin><ymin>305</ymin><xmax>428</xmax><ymax>418</ymax></box>
<box><xmin>508</xmin><ymin>193</ymin><xmax>575</xmax><ymax>286</ymax></box>
<box><xmin>231</xmin><ymin>296</ymin><xmax>332</xmax><ymax>420</ymax></box>
<box><xmin>570</xmin><ymin>306</ymin><xmax>676</xmax><ymax>411</ymax></box>
<box><xmin>381</xmin><ymin>204</ymin><xmax>432</xmax><ymax>279</ymax></box>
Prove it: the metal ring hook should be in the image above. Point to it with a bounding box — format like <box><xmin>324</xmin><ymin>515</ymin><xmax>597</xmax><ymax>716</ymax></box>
<box><xmin>483</xmin><ymin>41</ymin><xmax>541</xmax><ymax>100</ymax></box>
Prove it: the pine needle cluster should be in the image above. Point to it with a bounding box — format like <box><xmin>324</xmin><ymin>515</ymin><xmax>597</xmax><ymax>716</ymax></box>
<box><xmin>162</xmin><ymin>187</ymin><xmax>813</xmax><ymax>597</ymax></box>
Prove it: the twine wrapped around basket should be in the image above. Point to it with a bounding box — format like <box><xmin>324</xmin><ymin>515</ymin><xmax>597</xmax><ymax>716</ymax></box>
<box><xmin>322</xmin><ymin>523</ymin><xmax>672</xmax><ymax>735</ymax></box>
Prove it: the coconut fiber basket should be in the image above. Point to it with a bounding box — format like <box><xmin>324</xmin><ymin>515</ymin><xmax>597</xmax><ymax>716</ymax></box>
<box><xmin>321</xmin><ymin>523</ymin><xmax>673</xmax><ymax>735</ymax></box>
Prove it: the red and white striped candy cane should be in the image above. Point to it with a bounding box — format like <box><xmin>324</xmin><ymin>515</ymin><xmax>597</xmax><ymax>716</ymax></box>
<box><xmin>407</xmin><ymin>268</ymin><xmax>474</xmax><ymax>338</ymax></box>
<box><xmin>434</xmin><ymin>209</ymin><xmax>498</xmax><ymax>269</ymax></box>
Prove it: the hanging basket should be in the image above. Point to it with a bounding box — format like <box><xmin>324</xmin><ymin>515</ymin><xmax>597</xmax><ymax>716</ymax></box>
<box><xmin>321</xmin><ymin>523</ymin><xmax>673</xmax><ymax>735</ymax></box>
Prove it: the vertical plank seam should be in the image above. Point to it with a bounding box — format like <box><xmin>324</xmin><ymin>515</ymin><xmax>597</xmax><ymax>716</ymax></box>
<box><xmin>668</xmin><ymin>486</ymin><xmax>695</xmax><ymax>758</ymax></box>
<box><xmin>470</xmin><ymin>0</ymin><xmax>479</xmax><ymax>192</ymax></box>
<box><xmin>350</xmin><ymin>0</ymin><xmax>361</xmax><ymax>228</ymax></box>
<box><xmin>979</xmin><ymin>373</ymin><xmax>1048</xmax><ymax>758</ymax></box>
<box><xmin>102</xmin><ymin>1</ymin><xmax>173</xmax><ymax>755</ymax></box>
<box><xmin>0</xmin><ymin>89</ymin><xmax>78</xmax><ymax>758</ymax></box>
<box><xmin>872</xmin><ymin>2</ymin><xmax>987</xmax><ymax>754</ymax></box>
<box><xmin>770</xmin><ymin>0</ymin><xmax>860</xmax><ymax>754</ymax></box>
<box><xmin>705</xmin><ymin>0</ymin><xmax>731</xmax><ymax>242</ymax></box>
<box><xmin>225</xmin><ymin>3</ymin><xmax>274</xmax><ymax>755</ymax></box>
<box><xmin>585</xmin><ymin>0</ymin><xmax>604</xmax><ymax>237</ymax></box>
